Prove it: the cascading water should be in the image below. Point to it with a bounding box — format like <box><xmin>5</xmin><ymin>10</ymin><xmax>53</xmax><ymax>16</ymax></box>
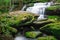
<box><xmin>14</xmin><ymin>1</ymin><xmax>53</xmax><ymax>40</ymax></box>
<box><xmin>26</xmin><ymin>1</ymin><xmax>53</xmax><ymax>20</ymax></box>
<box><xmin>21</xmin><ymin>5</ymin><xmax>27</xmax><ymax>11</ymax></box>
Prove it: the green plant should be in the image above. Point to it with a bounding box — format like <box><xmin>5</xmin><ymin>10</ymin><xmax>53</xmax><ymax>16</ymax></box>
<box><xmin>0</xmin><ymin>0</ymin><xmax>10</xmax><ymax>12</ymax></box>
<box><xmin>0</xmin><ymin>14</ymin><xmax>17</xmax><ymax>36</ymax></box>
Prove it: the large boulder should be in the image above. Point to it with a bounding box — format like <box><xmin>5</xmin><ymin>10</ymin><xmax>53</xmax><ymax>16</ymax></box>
<box><xmin>9</xmin><ymin>11</ymin><xmax>37</xmax><ymax>26</ymax></box>
<box><xmin>0</xmin><ymin>11</ymin><xmax>36</xmax><ymax>36</ymax></box>
<box><xmin>25</xmin><ymin>31</ymin><xmax>42</xmax><ymax>38</ymax></box>
<box><xmin>40</xmin><ymin>22</ymin><xmax>60</xmax><ymax>38</ymax></box>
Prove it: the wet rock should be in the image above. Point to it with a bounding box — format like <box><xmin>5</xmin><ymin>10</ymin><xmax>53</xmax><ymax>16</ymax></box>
<box><xmin>25</xmin><ymin>31</ymin><xmax>42</xmax><ymax>38</ymax></box>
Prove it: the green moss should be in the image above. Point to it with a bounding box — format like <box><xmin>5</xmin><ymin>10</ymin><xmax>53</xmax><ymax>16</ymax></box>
<box><xmin>48</xmin><ymin>16</ymin><xmax>59</xmax><ymax>20</ymax></box>
<box><xmin>47</xmin><ymin>5</ymin><xmax>60</xmax><ymax>10</ymax></box>
<box><xmin>48</xmin><ymin>16</ymin><xmax>60</xmax><ymax>22</ymax></box>
<box><xmin>37</xmin><ymin>36</ymin><xmax>57</xmax><ymax>40</ymax></box>
<box><xmin>25</xmin><ymin>31</ymin><xmax>42</xmax><ymax>38</ymax></box>
<box><xmin>0</xmin><ymin>11</ymin><xmax>35</xmax><ymax>36</ymax></box>
<box><xmin>56</xmin><ymin>0</ymin><xmax>60</xmax><ymax>3</ymax></box>
<box><xmin>40</xmin><ymin>22</ymin><xmax>60</xmax><ymax>37</ymax></box>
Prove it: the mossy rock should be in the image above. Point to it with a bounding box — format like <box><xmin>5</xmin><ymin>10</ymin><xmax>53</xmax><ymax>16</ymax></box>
<box><xmin>0</xmin><ymin>11</ymin><xmax>36</xmax><ymax>36</ymax></box>
<box><xmin>37</xmin><ymin>36</ymin><xmax>57</xmax><ymax>40</ymax></box>
<box><xmin>9</xmin><ymin>11</ymin><xmax>36</xmax><ymax>26</ymax></box>
<box><xmin>25</xmin><ymin>31</ymin><xmax>42</xmax><ymax>38</ymax></box>
<box><xmin>40</xmin><ymin>22</ymin><xmax>60</xmax><ymax>37</ymax></box>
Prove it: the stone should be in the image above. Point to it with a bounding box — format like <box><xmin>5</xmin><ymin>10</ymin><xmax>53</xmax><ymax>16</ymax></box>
<box><xmin>25</xmin><ymin>31</ymin><xmax>42</xmax><ymax>38</ymax></box>
<box><xmin>37</xmin><ymin>36</ymin><xmax>57</xmax><ymax>40</ymax></box>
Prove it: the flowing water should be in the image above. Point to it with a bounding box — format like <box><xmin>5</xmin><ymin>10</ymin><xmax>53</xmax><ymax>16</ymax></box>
<box><xmin>26</xmin><ymin>2</ymin><xmax>53</xmax><ymax>20</ymax></box>
<box><xmin>14</xmin><ymin>31</ymin><xmax>39</xmax><ymax>40</ymax></box>
<box><xmin>14</xmin><ymin>2</ymin><xmax>53</xmax><ymax>40</ymax></box>
<box><xmin>14</xmin><ymin>36</ymin><xmax>37</xmax><ymax>40</ymax></box>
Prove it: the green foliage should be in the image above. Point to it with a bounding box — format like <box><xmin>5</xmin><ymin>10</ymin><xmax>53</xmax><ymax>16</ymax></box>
<box><xmin>56</xmin><ymin>0</ymin><xmax>60</xmax><ymax>3</ymax></box>
<box><xmin>0</xmin><ymin>0</ymin><xmax>10</xmax><ymax>12</ymax></box>
<box><xmin>0</xmin><ymin>14</ymin><xmax>17</xmax><ymax>36</ymax></box>
<box><xmin>23</xmin><ymin>0</ymin><xmax>49</xmax><ymax>4</ymax></box>
<box><xmin>40</xmin><ymin>22</ymin><xmax>60</xmax><ymax>37</ymax></box>
<box><xmin>37</xmin><ymin>36</ymin><xmax>57</xmax><ymax>40</ymax></box>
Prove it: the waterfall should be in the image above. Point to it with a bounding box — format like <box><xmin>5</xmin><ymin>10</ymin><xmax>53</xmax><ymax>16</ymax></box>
<box><xmin>26</xmin><ymin>2</ymin><xmax>53</xmax><ymax>20</ymax></box>
<box><xmin>21</xmin><ymin>5</ymin><xmax>27</xmax><ymax>11</ymax></box>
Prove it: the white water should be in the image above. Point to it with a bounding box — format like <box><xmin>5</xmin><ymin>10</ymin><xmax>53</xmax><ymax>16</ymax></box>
<box><xmin>14</xmin><ymin>36</ymin><xmax>37</xmax><ymax>40</ymax></box>
<box><xmin>21</xmin><ymin>5</ymin><xmax>27</xmax><ymax>11</ymax></box>
<box><xmin>14</xmin><ymin>2</ymin><xmax>53</xmax><ymax>40</ymax></box>
<box><xmin>14</xmin><ymin>36</ymin><xmax>28</xmax><ymax>40</ymax></box>
<box><xmin>14</xmin><ymin>31</ymin><xmax>40</xmax><ymax>40</ymax></box>
<box><xmin>26</xmin><ymin>2</ymin><xmax>53</xmax><ymax>20</ymax></box>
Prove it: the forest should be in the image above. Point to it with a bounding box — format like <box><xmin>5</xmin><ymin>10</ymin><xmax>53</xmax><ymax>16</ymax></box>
<box><xmin>0</xmin><ymin>0</ymin><xmax>60</xmax><ymax>40</ymax></box>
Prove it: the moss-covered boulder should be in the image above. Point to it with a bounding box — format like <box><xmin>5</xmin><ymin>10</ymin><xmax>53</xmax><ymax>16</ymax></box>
<box><xmin>37</xmin><ymin>36</ymin><xmax>57</xmax><ymax>40</ymax></box>
<box><xmin>9</xmin><ymin>11</ymin><xmax>36</xmax><ymax>26</ymax></box>
<box><xmin>40</xmin><ymin>22</ymin><xmax>60</xmax><ymax>37</ymax></box>
<box><xmin>0</xmin><ymin>11</ymin><xmax>36</xmax><ymax>36</ymax></box>
<box><xmin>25</xmin><ymin>31</ymin><xmax>42</xmax><ymax>38</ymax></box>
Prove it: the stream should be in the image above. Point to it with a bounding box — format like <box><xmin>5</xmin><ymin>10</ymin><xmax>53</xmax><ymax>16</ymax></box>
<box><xmin>14</xmin><ymin>36</ymin><xmax>37</xmax><ymax>40</ymax></box>
<box><xmin>14</xmin><ymin>1</ymin><xmax>54</xmax><ymax>40</ymax></box>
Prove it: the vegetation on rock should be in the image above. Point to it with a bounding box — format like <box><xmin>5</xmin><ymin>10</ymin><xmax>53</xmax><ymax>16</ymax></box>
<box><xmin>25</xmin><ymin>31</ymin><xmax>42</xmax><ymax>38</ymax></box>
<box><xmin>47</xmin><ymin>5</ymin><xmax>60</xmax><ymax>10</ymax></box>
<box><xmin>40</xmin><ymin>22</ymin><xmax>60</xmax><ymax>38</ymax></box>
<box><xmin>37</xmin><ymin>36</ymin><xmax>57</xmax><ymax>40</ymax></box>
<box><xmin>0</xmin><ymin>11</ymin><xmax>35</xmax><ymax>36</ymax></box>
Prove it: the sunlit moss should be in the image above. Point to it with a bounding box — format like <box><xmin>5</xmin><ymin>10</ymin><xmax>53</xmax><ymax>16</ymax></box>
<box><xmin>37</xmin><ymin>36</ymin><xmax>57</xmax><ymax>40</ymax></box>
<box><xmin>40</xmin><ymin>22</ymin><xmax>60</xmax><ymax>37</ymax></box>
<box><xmin>47</xmin><ymin>5</ymin><xmax>60</xmax><ymax>10</ymax></box>
<box><xmin>25</xmin><ymin>31</ymin><xmax>42</xmax><ymax>38</ymax></box>
<box><xmin>0</xmin><ymin>11</ymin><xmax>35</xmax><ymax>36</ymax></box>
